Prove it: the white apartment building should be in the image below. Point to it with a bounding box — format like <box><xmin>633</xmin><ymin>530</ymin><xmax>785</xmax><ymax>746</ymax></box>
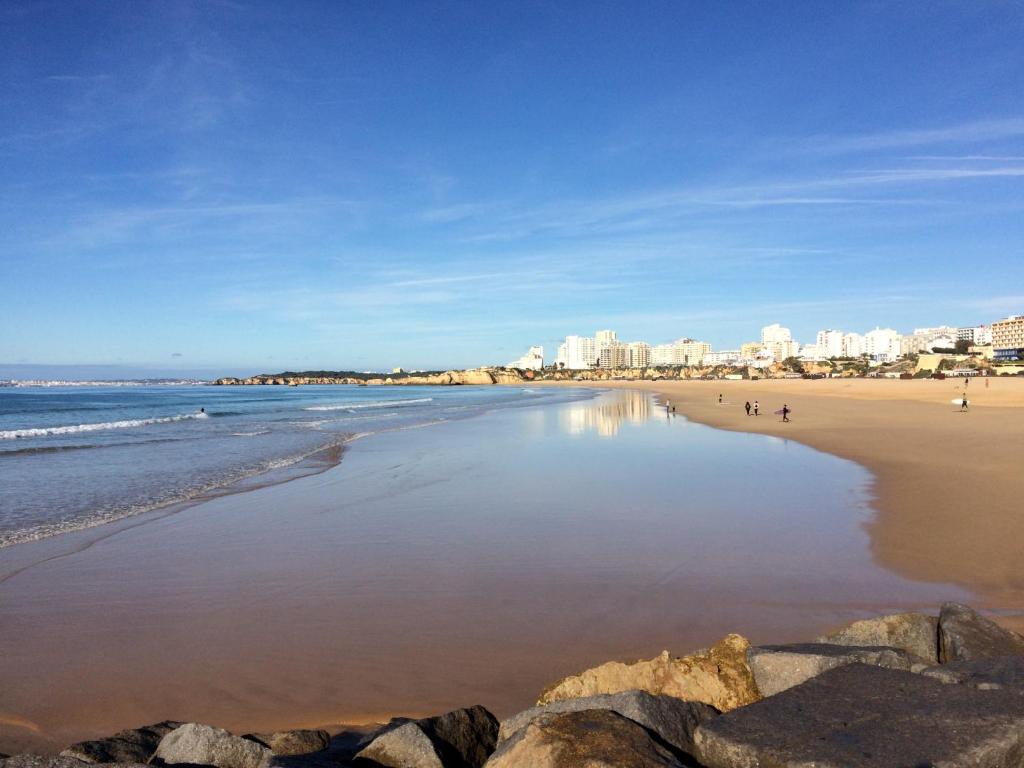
<box><xmin>957</xmin><ymin>325</ymin><xmax>992</xmax><ymax>345</ymax></box>
<box><xmin>673</xmin><ymin>338</ymin><xmax>711</xmax><ymax>366</ymax></box>
<box><xmin>704</xmin><ymin>350</ymin><xmax>741</xmax><ymax>366</ymax></box>
<box><xmin>557</xmin><ymin>335</ymin><xmax>597</xmax><ymax>369</ymax></box>
<box><xmin>864</xmin><ymin>327</ymin><xmax>902</xmax><ymax>362</ymax></box>
<box><xmin>842</xmin><ymin>332</ymin><xmax>865</xmax><ymax>357</ymax></box>
<box><xmin>914</xmin><ymin>325</ymin><xmax>958</xmax><ymax>337</ymax></box>
<box><xmin>650</xmin><ymin>343</ymin><xmax>676</xmax><ymax>366</ymax></box>
<box><xmin>507</xmin><ymin>346</ymin><xmax>544</xmax><ymax>371</ymax></box>
<box><xmin>992</xmin><ymin>315</ymin><xmax>1024</xmax><ymax>360</ymax></box>
<box><xmin>760</xmin><ymin>324</ymin><xmax>799</xmax><ymax>362</ymax></box>
<box><xmin>627</xmin><ymin>341</ymin><xmax>651</xmax><ymax>369</ymax></box>
<box><xmin>815</xmin><ymin>329</ymin><xmax>844</xmax><ymax>359</ymax></box>
<box><xmin>799</xmin><ymin>343</ymin><xmax>825</xmax><ymax>361</ymax></box>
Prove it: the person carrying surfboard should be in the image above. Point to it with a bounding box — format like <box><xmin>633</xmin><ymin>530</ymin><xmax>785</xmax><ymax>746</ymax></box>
<box><xmin>782</xmin><ymin>404</ymin><xmax>790</xmax><ymax>422</ymax></box>
<box><xmin>961</xmin><ymin>394</ymin><xmax>968</xmax><ymax>411</ymax></box>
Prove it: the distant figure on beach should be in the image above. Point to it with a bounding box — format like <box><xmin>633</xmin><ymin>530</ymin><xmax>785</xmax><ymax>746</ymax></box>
<box><xmin>753</xmin><ymin>400</ymin><xmax>759</xmax><ymax>416</ymax></box>
<box><xmin>986</xmin><ymin>377</ymin><xmax>990</xmax><ymax>389</ymax></box>
<box><xmin>782</xmin><ymin>404</ymin><xmax>790</xmax><ymax>422</ymax></box>
<box><xmin>718</xmin><ymin>393</ymin><xmax>723</xmax><ymax>404</ymax></box>
<box><xmin>961</xmin><ymin>394</ymin><xmax>968</xmax><ymax>411</ymax></box>
<box><xmin>745</xmin><ymin>401</ymin><xmax>751</xmax><ymax>416</ymax></box>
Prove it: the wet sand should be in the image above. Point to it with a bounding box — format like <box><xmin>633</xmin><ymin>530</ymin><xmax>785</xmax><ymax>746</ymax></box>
<box><xmin>543</xmin><ymin>378</ymin><xmax>1024</xmax><ymax>618</ymax></box>
<box><xmin>0</xmin><ymin>391</ymin><xmax>968</xmax><ymax>754</ymax></box>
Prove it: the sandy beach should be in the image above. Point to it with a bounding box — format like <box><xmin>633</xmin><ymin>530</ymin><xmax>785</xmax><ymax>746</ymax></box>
<box><xmin>542</xmin><ymin>378</ymin><xmax>1024</xmax><ymax>625</ymax></box>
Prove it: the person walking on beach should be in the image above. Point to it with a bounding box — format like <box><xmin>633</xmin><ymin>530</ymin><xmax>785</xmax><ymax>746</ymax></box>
<box><xmin>961</xmin><ymin>394</ymin><xmax>968</xmax><ymax>411</ymax></box>
<box><xmin>753</xmin><ymin>400</ymin><xmax>759</xmax><ymax>416</ymax></box>
<box><xmin>782</xmin><ymin>404</ymin><xmax>790</xmax><ymax>422</ymax></box>
<box><xmin>718</xmin><ymin>393</ymin><xmax>723</xmax><ymax>404</ymax></box>
<box><xmin>744</xmin><ymin>401</ymin><xmax>751</xmax><ymax>416</ymax></box>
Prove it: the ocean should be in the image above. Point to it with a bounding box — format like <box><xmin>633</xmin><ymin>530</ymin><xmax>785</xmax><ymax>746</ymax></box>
<box><xmin>0</xmin><ymin>383</ymin><xmax>592</xmax><ymax>548</ymax></box>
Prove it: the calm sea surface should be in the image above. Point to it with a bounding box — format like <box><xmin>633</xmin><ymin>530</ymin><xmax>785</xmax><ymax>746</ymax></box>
<box><xmin>0</xmin><ymin>384</ymin><xmax>592</xmax><ymax>547</ymax></box>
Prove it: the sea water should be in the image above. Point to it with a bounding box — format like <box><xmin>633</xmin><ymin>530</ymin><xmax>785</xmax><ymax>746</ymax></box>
<box><xmin>0</xmin><ymin>384</ymin><xmax>592</xmax><ymax>547</ymax></box>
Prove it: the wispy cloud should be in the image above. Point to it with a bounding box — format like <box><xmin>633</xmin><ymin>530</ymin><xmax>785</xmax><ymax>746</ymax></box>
<box><xmin>801</xmin><ymin>117</ymin><xmax>1024</xmax><ymax>155</ymax></box>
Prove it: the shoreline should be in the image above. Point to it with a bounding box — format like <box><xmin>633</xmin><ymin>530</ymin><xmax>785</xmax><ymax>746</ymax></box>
<box><xmin>535</xmin><ymin>378</ymin><xmax>1024</xmax><ymax>628</ymax></box>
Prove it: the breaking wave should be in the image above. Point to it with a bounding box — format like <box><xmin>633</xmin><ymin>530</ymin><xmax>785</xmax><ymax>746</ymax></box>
<box><xmin>304</xmin><ymin>397</ymin><xmax>434</xmax><ymax>412</ymax></box>
<box><xmin>1</xmin><ymin>412</ymin><xmax>209</xmax><ymax>440</ymax></box>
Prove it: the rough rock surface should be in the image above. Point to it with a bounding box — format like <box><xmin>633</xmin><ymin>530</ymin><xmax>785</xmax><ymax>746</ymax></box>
<box><xmin>921</xmin><ymin>655</ymin><xmax>1024</xmax><ymax>690</ymax></box>
<box><xmin>354</xmin><ymin>705</ymin><xmax>497</xmax><ymax>768</ymax></box>
<box><xmin>537</xmin><ymin>634</ymin><xmax>758</xmax><ymax>712</ymax></box>
<box><xmin>498</xmin><ymin>691</ymin><xmax>716</xmax><ymax>758</ymax></box>
<box><xmin>816</xmin><ymin>611</ymin><xmax>938</xmax><ymax>663</ymax></box>
<box><xmin>244</xmin><ymin>731</ymin><xmax>329</xmax><ymax>757</ymax></box>
<box><xmin>60</xmin><ymin>721</ymin><xmax>183</xmax><ymax>764</ymax></box>
<box><xmin>747</xmin><ymin>642</ymin><xmax>911</xmax><ymax>696</ymax></box>
<box><xmin>485</xmin><ymin>709</ymin><xmax>688</xmax><ymax>768</ymax></box>
<box><xmin>938</xmin><ymin>602</ymin><xmax>1024</xmax><ymax>662</ymax></box>
<box><xmin>0</xmin><ymin>760</ymin><xmax>148</xmax><ymax>768</ymax></box>
<box><xmin>154</xmin><ymin>723</ymin><xmax>272</xmax><ymax>768</ymax></box>
<box><xmin>694</xmin><ymin>663</ymin><xmax>1024</xmax><ymax>768</ymax></box>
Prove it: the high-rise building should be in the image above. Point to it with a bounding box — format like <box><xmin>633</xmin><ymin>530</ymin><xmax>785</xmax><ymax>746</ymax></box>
<box><xmin>815</xmin><ymin>329</ymin><xmax>844</xmax><ymax>359</ymax></box>
<box><xmin>992</xmin><ymin>315</ymin><xmax>1024</xmax><ymax>361</ymax></box>
<box><xmin>957</xmin><ymin>325</ymin><xmax>992</xmax><ymax>346</ymax></box>
<box><xmin>760</xmin><ymin>324</ymin><xmax>798</xmax><ymax>362</ymax></box>
<box><xmin>598</xmin><ymin>341</ymin><xmax>629</xmax><ymax>369</ymax></box>
<box><xmin>559</xmin><ymin>335</ymin><xmax>597</xmax><ymax>369</ymax></box>
<box><xmin>864</xmin><ymin>327</ymin><xmax>902</xmax><ymax>362</ymax></box>
<box><xmin>507</xmin><ymin>346</ymin><xmax>544</xmax><ymax>370</ymax></box>
<box><xmin>842</xmin><ymin>333</ymin><xmax>865</xmax><ymax>357</ymax></box>
<box><xmin>673</xmin><ymin>338</ymin><xmax>711</xmax><ymax>366</ymax></box>
<box><xmin>739</xmin><ymin>342</ymin><xmax>763</xmax><ymax>360</ymax></box>
<box><xmin>627</xmin><ymin>342</ymin><xmax>651</xmax><ymax>369</ymax></box>
<box><xmin>704</xmin><ymin>350</ymin><xmax>740</xmax><ymax>365</ymax></box>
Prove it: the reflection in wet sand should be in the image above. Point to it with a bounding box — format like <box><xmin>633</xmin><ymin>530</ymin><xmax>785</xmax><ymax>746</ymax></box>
<box><xmin>559</xmin><ymin>390</ymin><xmax>652</xmax><ymax>436</ymax></box>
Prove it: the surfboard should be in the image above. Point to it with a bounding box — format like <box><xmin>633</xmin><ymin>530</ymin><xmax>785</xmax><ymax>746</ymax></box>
<box><xmin>773</xmin><ymin>409</ymin><xmax>791</xmax><ymax>415</ymax></box>
<box><xmin>951</xmin><ymin>399</ymin><xmax>970</xmax><ymax>405</ymax></box>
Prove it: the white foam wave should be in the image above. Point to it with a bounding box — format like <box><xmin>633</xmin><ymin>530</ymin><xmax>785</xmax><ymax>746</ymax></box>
<box><xmin>304</xmin><ymin>397</ymin><xmax>434</xmax><ymax>412</ymax></box>
<box><xmin>0</xmin><ymin>412</ymin><xmax>209</xmax><ymax>440</ymax></box>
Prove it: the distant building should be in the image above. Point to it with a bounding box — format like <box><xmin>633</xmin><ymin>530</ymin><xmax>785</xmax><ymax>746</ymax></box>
<box><xmin>627</xmin><ymin>341</ymin><xmax>651</xmax><ymax>369</ymax></box>
<box><xmin>992</xmin><ymin>315</ymin><xmax>1024</xmax><ymax>361</ymax></box>
<box><xmin>392</xmin><ymin>367</ymin><xmax>405</xmax><ymax>374</ymax></box>
<box><xmin>957</xmin><ymin>325</ymin><xmax>992</xmax><ymax>346</ymax></box>
<box><xmin>760</xmin><ymin>323</ymin><xmax>798</xmax><ymax>362</ymax></box>
<box><xmin>842</xmin><ymin>332</ymin><xmax>865</xmax><ymax>357</ymax></box>
<box><xmin>507</xmin><ymin>346</ymin><xmax>544</xmax><ymax>370</ymax></box>
<box><xmin>704</xmin><ymin>350</ymin><xmax>741</xmax><ymax>366</ymax></box>
<box><xmin>739</xmin><ymin>341</ymin><xmax>763</xmax><ymax>360</ymax></box>
<box><xmin>815</xmin><ymin>329</ymin><xmax>844</xmax><ymax>359</ymax></box>
<box><xmin>864</xmin><ymin>327</ymin><xmax>902</xmax><ymax>362</ymax></box>
<box><xmin>598</xmin><ymin>341</ymin><xmax>629</xmax><ymax>369</ymax></box>
<box><xmin>558</xmin><ymin>335</ymin><xmax>597</xmax><ymax>369</ymax></box>
<box><xmin>799</xmin><ymin>343</ymin><xmax>825</xmax><ymax>361</ymax></box>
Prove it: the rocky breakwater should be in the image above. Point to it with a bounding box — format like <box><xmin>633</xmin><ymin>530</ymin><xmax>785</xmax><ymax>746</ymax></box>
<box><xmin>6</xmin><ymin>603</ymin><xmax>1024</xmax><ymax>768</ymax></box>
<box><xmin>213</xmin><ymin>369</ymin><xmax>528</xmax><ymax>387</ymax></box>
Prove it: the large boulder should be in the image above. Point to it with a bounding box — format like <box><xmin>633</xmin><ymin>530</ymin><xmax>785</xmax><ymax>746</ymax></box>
<box><xmin>921</xmin><ymin>656</ymin><xmax>1024</xmax><ymax>690</ymax></box>
<box><xmin>484</xmin><ymin>709</ymin><xmax>688</xmax><ymax>768</ymax></box>
<box><xmin>537</xmin><ymin>634</ymin><xmax>758</xmax><ymax>712</ymax></box>
<box><xmin>816</xmin><ymin>611</ymin><xmax>938</xmax><ymax>663</ymax></box>
<box><xmin>353</xmin><ymin>705</ymin><xmax>497</xmax><ymax>768</ymax></box>
<box><xmin>61</xmin><ymin>721</ymin><xmax>183</xmax><ymax>764</ymax></box>
<box><xmin>498</xmin><ymin>691</ymin><xmax>716</xmax><ymax>759</ymax></box>
<box><xmin>154</xmin><ymin>723</ymin><xmax>272</xmax><ymax>768</ymax></box>
<box><xmin>694</xmin><ymin>663</ymin><xmax>1024</xmax><ymax>768</ymax></box>
<box><xmin>938</xmin><ymin>602</ymin><xmax>1024</xmax><ymax>662</ymax></box>
<box><xmin>243</xmin><ymin>731</ymin><xmax>330</xmax><ymax>757</ymax></box>
<box><xmin>747</xmin><ymin>643</ymin><xmax>912</xmax><ymax>697</ymax></box>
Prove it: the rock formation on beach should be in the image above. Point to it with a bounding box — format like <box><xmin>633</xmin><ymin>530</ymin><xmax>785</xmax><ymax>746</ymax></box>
<box><xmin>5</xmin><ymin>602</ymin><xmax>1024</xmax><ymax>768</ymax></box>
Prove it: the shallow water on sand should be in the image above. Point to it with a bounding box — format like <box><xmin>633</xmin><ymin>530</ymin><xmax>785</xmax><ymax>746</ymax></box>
<box><xmin>0</xmin><ymin>390</ymin><xmax>967</xmax><ymax>753</ymax></box>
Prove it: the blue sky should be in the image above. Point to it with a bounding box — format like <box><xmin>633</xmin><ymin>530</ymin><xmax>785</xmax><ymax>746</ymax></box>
<box><xmin>2</xmin><ymin>1</ymin><xmax>1023</xmax><ymax>376</ymax></box>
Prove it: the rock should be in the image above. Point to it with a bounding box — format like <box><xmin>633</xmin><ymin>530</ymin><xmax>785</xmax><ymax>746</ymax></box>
<box><xmin>920</xmin><ymin>655</ymin><xmax>1024</xmax><ymax>690</ymax></box>
<box><xmin>938</xmin><ymin>602</ymin><xmax>1024</xmax><ymax>662</ymax></box>
<box><xmin>61</xmin><ymin>721</ymin><xmax>183</xmax><ymax>764</ymax></box>
<box><xmin>485</xmin><ymin>709</ymin><xmax>687</xmax><ymax>767</ymax></box>
<box><xmin>538</xmin><ymin>634</ymin><xmax>758</xmax><ymax>712</ymax></box>
<box><xmin>498</xmin><ymin>691</ymin><xmax>716</xmax><ymax>759</ymax></box>
<box><xmin>353</xmin><ymin>705</ymin><xmax>497</xmax><ymax>768</ymax></box>
<box><xmin>747</xmin><ymin>642</ymin><xmax>912</xmax><ymax>697</ymax></box>
<box><xmin>243</xmin><ymin>731</ymin><xmax>329</xmax><ymax>757</ymax></box>
<box><xmin>816</xmin><ymin>611</ymin><xmax>938</xmax><ymax>663</ymax></box>
<box><xmin>0</xmin><ymin>760</ymin><xmax>148</xmax><ymax>768</ymax></box>
<box><xmin>154</xmin><ymin>723</ymin><xmax>272</xmax><ymax>768</ymax></box>
<box><xmin>694</xmin><ymin>663</ymin><xmax>1024</xmax><ymax>768</ymax></box>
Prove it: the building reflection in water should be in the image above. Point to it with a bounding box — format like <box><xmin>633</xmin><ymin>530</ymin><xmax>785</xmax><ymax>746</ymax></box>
<box><xmin>558</xmin><ymin>390</ymin><xmax>652</xmax><ymax>437</ymax></box>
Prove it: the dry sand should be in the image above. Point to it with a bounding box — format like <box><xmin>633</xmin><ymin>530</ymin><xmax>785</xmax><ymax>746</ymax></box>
<box><xmin>542</xmin><ymin>377</ymin><xmax>1024</xmax><ymax>626</ymax></box>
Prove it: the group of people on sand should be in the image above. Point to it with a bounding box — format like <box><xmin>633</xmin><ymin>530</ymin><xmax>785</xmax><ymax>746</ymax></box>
<box><xmin>739</xmin><ymin>399</ymin><xmax>789</xmax><ymax>421</ymax></box>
